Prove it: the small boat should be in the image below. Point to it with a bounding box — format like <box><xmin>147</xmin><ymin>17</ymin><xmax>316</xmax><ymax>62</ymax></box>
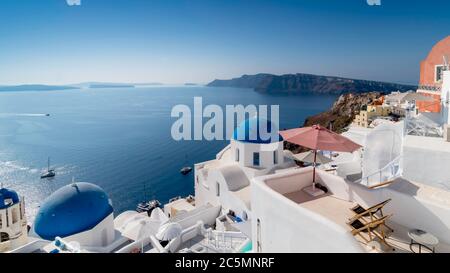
<box><xmin>180</xmin><ymin>167</ymin><xmax>192</xmax><ymax>175</ymax></box>
<box><xmin>45</xmin><ymin>114</ymin><xmax>50</xmax><ymax>117</ymax></box>
<box><xmin>136</xmin><ymin>199</ymin><xmax>161</xmax><ymax>214</ymax></box>
<box><xmin>169</xmin><ymin>196</ymin><xmax>181</xmax><ymax>203</ymax></box>
<box><xmin>41</xmin><ymin>157</ymin><xmax>56</xmax><ymax>179</ymax></box>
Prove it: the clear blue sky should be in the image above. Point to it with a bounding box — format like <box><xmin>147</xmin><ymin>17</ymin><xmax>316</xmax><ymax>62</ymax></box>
<box><xmin>0</xmin><ymin>0</ymin><xmax>449</xmax><ymax>85</ymax></box>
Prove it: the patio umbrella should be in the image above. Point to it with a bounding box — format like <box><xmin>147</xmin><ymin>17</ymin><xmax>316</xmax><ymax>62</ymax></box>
<box><xmin>156</xmin><ymin>222</ymin><xmax>183</xmax><ymax>241</ymax></box>
<box><xmin>292</xmin><ymin>150</ymin><xmax>332</xmax><ymax>165</ymax></box>
<box><xmin>280</xmin><ymin>125</ymin><xmax>361</xmax><ymax>193</ymax></box>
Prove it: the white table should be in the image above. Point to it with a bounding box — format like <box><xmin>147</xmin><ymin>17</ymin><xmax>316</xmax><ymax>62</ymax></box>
<box><xmin>407</xmin><ymin>229</ymin><xmax>439</xmax><ymax>253</ymax></box>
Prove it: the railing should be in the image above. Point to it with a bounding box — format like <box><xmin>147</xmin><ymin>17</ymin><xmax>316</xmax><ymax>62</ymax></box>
<box><xmin>206</xmin><ymin>229</ymin><xmax>247</xmax><ymax>252</ymax></box>
<box><xmin>354</xmin><ymin>155</ymin><xmax>402</xmax><ymax>188</ymax></box>
<box><xmin>405</xmin><ymin>115</ymin><xmax>443</xmax><ymax>137</ymax></box>
<box><xmin>417</xmin><ymin>85</ymin><xmax>441</xmax><ymax>92</ymax></box>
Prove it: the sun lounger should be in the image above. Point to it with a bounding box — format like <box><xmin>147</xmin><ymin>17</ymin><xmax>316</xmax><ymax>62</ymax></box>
<box><xmin>349</xmin><ymin>199</ymin><xmax>394</xmax><ymax>232</ymax></box>
<box><xmin>348</xmin><ymin>214</ymin><xmax>394</xmax><ymax>251</ymax></box>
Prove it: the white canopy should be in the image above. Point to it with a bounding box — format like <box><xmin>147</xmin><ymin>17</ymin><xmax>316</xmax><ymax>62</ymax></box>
<box><xmin>149</xmin><ymin>207</ymin><xmax>169</xmax><ymax>223</ymax></box>
<box><xmin>156</xmin><ymin>222</ymin><xmax>183</xmax><ymax>241</ymax></box>
<box><xmin>122</xmin><ymin>218</ymin><xmax>161</xmax><ymax>241</ymax></box>
<box><xmin>114</xmin><ymin>211</ymin><xmax>145</xmax><ymax>232</ymax></box>
<box><xmin>117</xmin><ymin>208</ymin><xmax>169</xmax><ymax>241</ymax></box>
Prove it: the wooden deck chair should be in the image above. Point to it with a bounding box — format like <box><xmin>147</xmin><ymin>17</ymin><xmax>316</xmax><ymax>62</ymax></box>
<box><xmin>347</xmin><ymin>214</ymin><xmax>394</xmax><ymax>251</ymax></box>
<box><xmin>349</xmin><ymin>199</ymin><xmax>394</xmax><ymax>232</ymax></box>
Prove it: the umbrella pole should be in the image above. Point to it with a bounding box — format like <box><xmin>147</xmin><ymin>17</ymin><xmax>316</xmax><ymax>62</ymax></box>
<box><xmin>313</xmin><ymin>150</ymin><xmax>317</xmax><ymax>190</ymax></box>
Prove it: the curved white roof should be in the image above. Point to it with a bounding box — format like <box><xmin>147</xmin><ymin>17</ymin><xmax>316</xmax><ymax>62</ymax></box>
<box><xmin>218</xmin><ymin>164</ymin><xmax>250</xmax><ymax>191</ymax></box>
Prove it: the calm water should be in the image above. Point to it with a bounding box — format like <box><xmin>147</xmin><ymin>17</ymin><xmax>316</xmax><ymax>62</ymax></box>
<box><xmin>0</xmin><ymin>86</ymin><xmax>337</xmax><ymax>220</ymax></box>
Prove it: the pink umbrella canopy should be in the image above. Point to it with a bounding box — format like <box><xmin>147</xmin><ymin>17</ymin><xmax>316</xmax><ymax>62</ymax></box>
<box><xmin>279</xmin><ymin>125</ymin><xmax>361</xmax><ymax>152</ymax></box>
<box><xmin>280</xmin><ymin>125</ymin><xmax>362</xmax><ymax>193</ymax></box>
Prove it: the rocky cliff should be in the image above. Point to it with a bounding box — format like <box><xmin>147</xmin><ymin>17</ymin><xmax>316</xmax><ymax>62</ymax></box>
<box><xmin>285</xmin><ymin>92</ymin><xmax>382</xmax><ymax>153</ymax></box>
<box><xmin>208</xmin><ymin>73</ymin><xmax>415</xmax><ymax>95</ymax></box>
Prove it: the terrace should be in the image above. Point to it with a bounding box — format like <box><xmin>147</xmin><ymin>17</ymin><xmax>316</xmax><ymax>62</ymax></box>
<box><xmin>254</xmin><ymin>167</ymin><xmax>450</xmax><ymax>253</ymax></box>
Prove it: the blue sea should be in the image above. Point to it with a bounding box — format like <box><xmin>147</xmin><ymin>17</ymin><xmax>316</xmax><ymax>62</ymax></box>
<box><xmin>0</xmin><ymin>86</ymin><xmax>337</xmax><ymax>220</ymax></box>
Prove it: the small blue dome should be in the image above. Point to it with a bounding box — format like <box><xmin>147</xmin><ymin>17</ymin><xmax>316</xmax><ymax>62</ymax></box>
<box><xmin>34</xmin><ymin>182</ymin><xmax>113</xmax><ymax>241</ymax></box>
<box><xmin>233</xmin><ymin>117</ymin><xmax>283</xmax><ymax>144</ymax></box>
<box><xmin>0</xmin><ymin>188</ymin><xmax>20</xmax><ymax>209</ymax></box>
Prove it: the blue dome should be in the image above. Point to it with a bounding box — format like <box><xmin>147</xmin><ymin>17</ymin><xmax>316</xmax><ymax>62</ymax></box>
<box><xmin>0</xmin><ymin>188</ymin><xmax>20</xmax><ymax>209</ymax></box>
<box><xmin>34</xmin><ymin>182</ymin><xmax>113</xmax><ymax>241</ymax></box>
<box><xmin>233</xmin><ymin>117</ymin><xmax>283</xmax><ymax>144</ymax></box>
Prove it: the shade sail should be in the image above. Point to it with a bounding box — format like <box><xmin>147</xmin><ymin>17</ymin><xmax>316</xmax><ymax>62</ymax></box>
<box><xmin>279</xmin><ymin>125</ymin><xmax>361</xmax><ymax>152</ymax></box>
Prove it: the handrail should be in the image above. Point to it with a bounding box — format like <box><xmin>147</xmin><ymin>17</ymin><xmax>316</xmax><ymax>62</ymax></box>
<box><xmin>405</xmin><ymin>114</ymin><xmax>443</xmax><ymax>137</ymax></box>
<box><xmin>353</xmin><ymin>155</ymin><xmax>402</xmax><ymax>187</ymax></box>
<box><xmin>417</xmin><ymin>85</ymin><xmax>441</xmax><ymax>92</ymax></box>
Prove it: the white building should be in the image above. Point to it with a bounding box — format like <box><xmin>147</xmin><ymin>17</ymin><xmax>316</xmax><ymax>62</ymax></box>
<box><xmin>0</xmin><ymin>187</ymin><xmax>28</xmax><ymax>252</ymax></box>
<box><xmin>191</xmin><ymin>97</ymin><xmax>450</xmax><ymax>253</ymax></box>
<box><xmin>194</xmin><ymin>117</ymin><xmax>294</xmax><ymax>224</ymax></box>
<box><xmin>13</xmin><ymin>182</ymin><xmax>131</xmax><ymax>253</ymax></box>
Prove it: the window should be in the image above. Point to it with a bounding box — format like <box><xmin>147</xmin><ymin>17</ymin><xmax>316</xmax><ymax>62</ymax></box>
<box><xmin>253</xmin><ymin>152</ymin><xmax>260</xmax><ymax>166</ymax></box>
<box><xmin>216</xmin><ymin>182</ymin><xmax>220</xmax><ymax>197</ymax></box>
<box><xmin>436</xmin><ymin>65</ymin><xmax>446</xmax><ymax>83</ymax></box>
<box><xmin>12</xmin><ymin>208</ymin><xmax>18</xmax><ymax>224</ymax></box>
<box><xmin>273</xmin><ymin>151</ymin><xmax>278</xmax><ymax>164</ymax></box>
<box><xmin>235</xmin><ymin>148</ymin><xmax>240</xmax><ymax>162</ymax></box>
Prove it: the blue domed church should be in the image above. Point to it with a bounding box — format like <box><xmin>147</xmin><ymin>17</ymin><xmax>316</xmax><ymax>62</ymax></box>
<box><xmin>231</xmin><ymin>117</ymin><xmax>284</xmax><ymax>170</ymax></box>
<box><xmin>32</xmin><ymin>182</ymin><xmax>116</xmax><ymax>248</ymax></box>
<box><xmin>0</xmin><ymin>186</ymin><xmax>28</xmax><ymax>251</ymax></box>
<box><xmin>193</xmin><ymin>116</ymin><xmax>291</xmax><ymax>224</ymax></box>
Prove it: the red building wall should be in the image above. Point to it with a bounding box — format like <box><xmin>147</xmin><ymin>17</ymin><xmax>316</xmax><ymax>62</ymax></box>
<box><xmin>417</xmin><ymin>36</ymin><xmax>450</xmax><ymax>113</ymax></box>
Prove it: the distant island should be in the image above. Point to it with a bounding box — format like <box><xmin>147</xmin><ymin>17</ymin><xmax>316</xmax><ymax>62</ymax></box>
<box><xmin>207</xmin><ymin>73</ymin><xmax>417</xmax><ymax>95</ymax></box>
<box><xmin>89</xmin><ymin>84</ymin><xmax>135</xmax><ymax>89</ymax></box>
<box><xmin>0</xmin><ymin>82</ymin><xmax>166</xmax><ymax>91</ymax></box>
<box><xmin>0</xmin><ymin>84</ymin><xmax>79</xmax><ymax>92</ymax></box>
<box><xmin>184</xmin><ymin>83</ymin><xmax>198</xmax><ymax>86</ymax></box>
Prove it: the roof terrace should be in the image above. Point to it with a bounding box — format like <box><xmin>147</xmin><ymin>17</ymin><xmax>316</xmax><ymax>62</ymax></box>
<box><xmin>254</xmin><ymin>166</ymin><xmax>450</xmax><ymax>253</ymax></box>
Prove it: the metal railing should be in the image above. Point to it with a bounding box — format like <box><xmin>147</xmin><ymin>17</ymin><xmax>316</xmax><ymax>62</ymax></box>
<box><xmin>417</xmin><ymin>85</ymin><xmax>441</xmax><ymax>92</ymax></box>
<box><xmin>354</xmin><ymin>155</ymin><xmax>402</xmax><ymax>187</ymax></box>
<box><xmin>206</xmin><ymin>229</ymin><xmax>247</xmax><ymax>252</ymax></box>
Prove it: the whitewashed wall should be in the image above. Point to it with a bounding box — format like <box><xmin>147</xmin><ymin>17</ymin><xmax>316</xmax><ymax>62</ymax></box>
<box><xmin>251</xmin><ymin>168</ymin><xmax>365</xmax><ymax>253</ymax></box>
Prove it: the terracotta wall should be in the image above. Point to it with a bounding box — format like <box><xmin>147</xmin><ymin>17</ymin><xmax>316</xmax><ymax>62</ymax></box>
<box><xmin>416</xmin><ymin>92</ymin><xmax>441</xmax><ymax>113</ymax></box>
<box><xmin>417</xmin><ymin>36</ymin><xmax>450</xmax><ymax>112</ymax></box>
<box><xmin>419</xmin><ymin>36</ymin><xmax>450</xmax><ymax>87</ymax></box>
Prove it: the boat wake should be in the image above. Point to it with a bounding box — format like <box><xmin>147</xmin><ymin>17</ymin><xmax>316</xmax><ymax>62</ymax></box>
<box><xmin>0</xmin><ymin>113</ymin><xmax>50</xmax><ymax>117</ymax></box>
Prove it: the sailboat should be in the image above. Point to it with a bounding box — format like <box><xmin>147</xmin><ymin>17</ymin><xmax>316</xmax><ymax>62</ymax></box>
<box><xmin>41</xmin><ymin>157</ymin><xmax>56</xmax><ymax>179</ymax></box>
